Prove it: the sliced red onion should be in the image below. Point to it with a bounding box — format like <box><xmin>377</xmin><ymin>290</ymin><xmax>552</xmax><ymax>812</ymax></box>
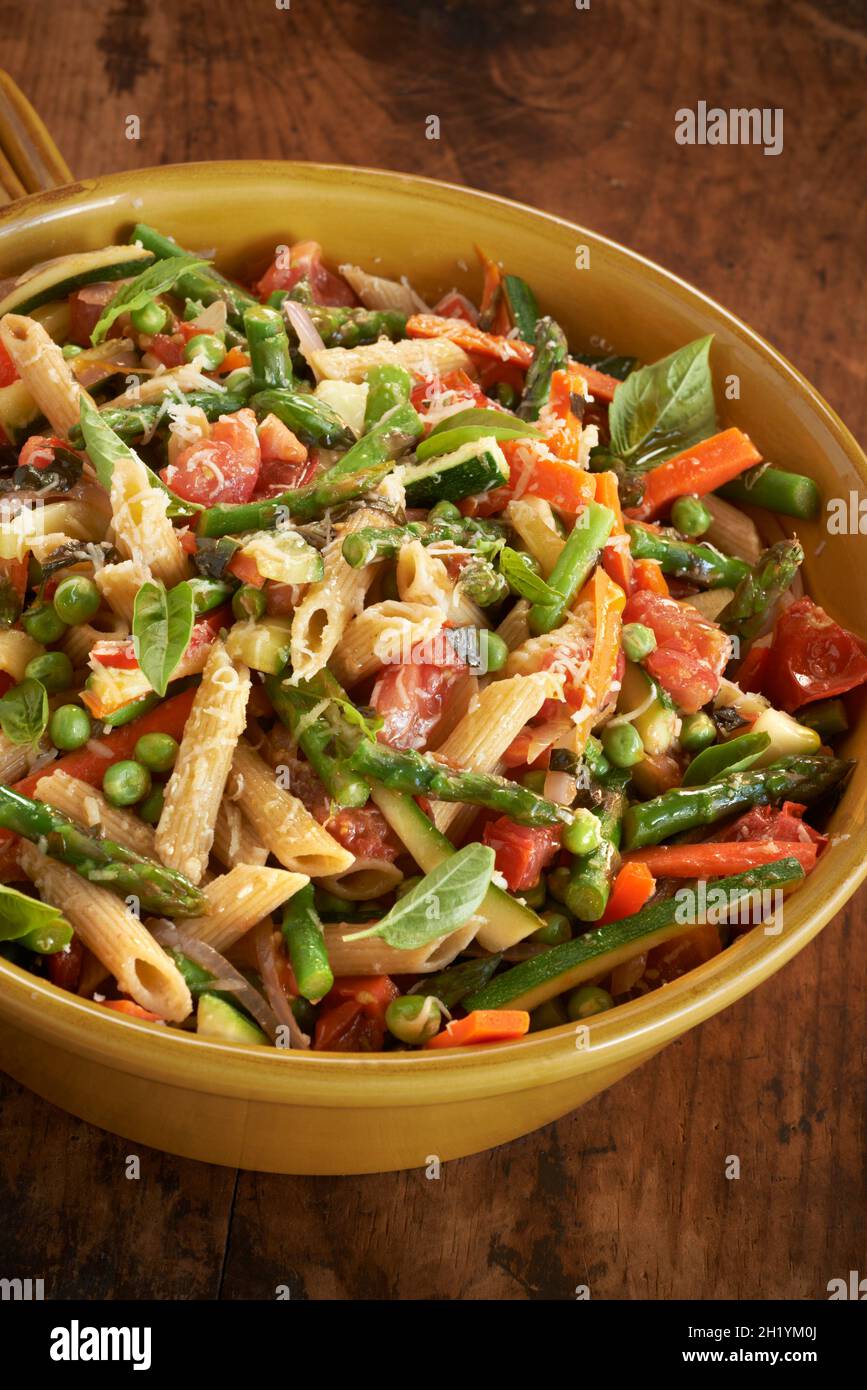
<box><xmin>283</xmin><ymin>299</ymin><xmax>325</xmax><ymax>376</ymax></box>
<box><xmin>253</xmin><ymin>921</ymin><xmax>310</xmax><ymax>1050</ymax></box>
<box><xmin>151</xmin><ymin>922</ymin><xmax>281</xmax><ymax>1041</ymax></box>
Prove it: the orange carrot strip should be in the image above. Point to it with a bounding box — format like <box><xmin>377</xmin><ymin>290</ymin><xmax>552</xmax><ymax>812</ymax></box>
<box><xmin>621</xmin><ymin>841</ymin><xmax>819</xmax><ymax>877</ymax></box>
<box><xmin>560</xmin><ymin>566</ymin><xmax>626</xmax><ymax>755</ymax></box>
<box><xmin>217</xmin><ymin>347</ymin><xmax>252</xmax><ymax>374</ymax></box>
<box><xmin>594</xmin><ymin>470</ymin><xmax>633</xmax><ymax>593</ymax></box>
<box><xmin>406</xmin><ymin>313</ymin><xmax>533</xmax><ymax>366</ymax></box>
<box><xmin>630</xmin><ymin>428</ymin><xmax>762</xmax><ymax>520</ymax></box>
<box><xmin>599</xmin><ymin>861</ymin><xmax>656</xmax><ymax>924</ymax></box>
<box><xmin>632</xmin><ymin>558</ymin><xmax>669</xmax><ymax>596</ymax></box>
<box><xmin>475</xmin><ymin>245</ymin><xmax>510</xmax><ymax>334</ymax></box>
<box><xmin>101</xmin><ymin>1000</ymin><xmax>165</xmax><ymax>1022</ymax></box>
<box><xmin>566</xmin><ymin>361</ymin><xmax>621</xmax><ymax>406</ymax></box>
<box><xmin>425</xmin><ymin>1009</ymin><xmax>530</xmax><ymax>1049</ymax></box>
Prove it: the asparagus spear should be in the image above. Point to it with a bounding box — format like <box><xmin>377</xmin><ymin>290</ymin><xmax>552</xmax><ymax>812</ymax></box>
<box><xmin>67</xmin><ymin>389</ymin><xmax>251</xmax><ymax>446</ymax></box>
<box><xmin>249</xmin><ymin>388</ymin><xmax>355</xmax><ymax>449</ymax></box>
<box><xmin>309</xmin><ymin>305</ymin><xmax>407</xmax><ymax>349</ymax></box>
<box><xmin>623</xmin><ymin>754</ymin><xmax>852</xmax><ymax>850</ymax></box>
<box><xmin>564</xmin><ymin>771</ymin><xmax>629</xmax><ymax>921</ymax></box>
<box><xmin>265</xmin><ymin>671</ymin><xmax>370</xmax><ymax>808</ymax></box>
<box><xmin>364</xmin><ymin>364</ymin><xmax>412</xmax><ymax>428</ymax></box>
<box><xmin>130</xmin><ymin>223</ymin><xmax>257</xmax><ymax>329</ymax></box>
<box><xmin>328</xmin><ymin>399</ymin><xmax>423</xmax><ymax>478</ymax></box>
<box><xmin>518</xmin><ymin>316</ymin><xmax>569</xmax><ymax>421</ymax></box>
<box><xmin>529</xmin><ymin>502</ymin><xmax>615</xmax><ymax>634</ymax></box>
<box><xmin>409</xmin><ymin>952</ymin><xmax>503</xmax><ymax>1008</ymax></box>
<box><xmin>717</xmin><ymin>466</ymin><xmax>820</xmax><ymax>521</ymax></box>
<box><xmin>0</xmin><ymin>786</ymin><xmax>207</xmax><ymax>916</ymax></box>
<box><xmin>718</xmin><ymin>540</ymin><xmax>804</xmax><ymax>642</ymax></box>
<box><xmin>626</xmin><ymin>521</ymin><xmax>751</xmax><ymax>589</ymax></box>
<box><xmin>340</xmin><ymin>516</ymin><xmax>506</xmax><ymax>569</ymax></box>
<box><xmin>244</xmin><ymin>305</ymin><xmax>293</xmax><ymax>391</ymax></box>
<box><xmin>347</xmin><ymin>740</ymin><xmax>573</xmax><ymax>828</ymax></box>
<box><xmin>281</xmin><ymin>883</ymin><xmax>334</xmax><ymax>1001</ymax></box>
<box><xmin>196</xmin><ymin>458</ymin><xmax>395</xmax><ymax>538</ymax></box>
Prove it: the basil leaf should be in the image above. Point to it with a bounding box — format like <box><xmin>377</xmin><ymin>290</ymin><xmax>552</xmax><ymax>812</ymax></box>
<box><xmin>343</xmin><ymin>843</ymin><xmax>495</xmax><ymax>951</ymax></box>
<box><xmin>91</xmin><ymin>252</ymin><xmax>209</xmax><ymax>345</ymax></box>
<box><xmin>0</xmin><ymin>883</ymin><xmax>72</xmax><ymax>953</ymax></box>
<box><xmin>609</xmin><ymin>335</ymin><xmax>716</xmax><ymax>471</ymax></box>
<box><xmin>78</xmin><ymin>398</ymin><xmax>202</xmax><ymax>518</ymax></box>
<box><xmin>133</xmin><ymin>580</ymin><xmax>195</xmax><ymax>697</ymax></box>
<box><xmin>498</xmin><ymin>546</ymin><xmax>559</xmax><ymax>604</ymax></box>
<box><xmin>0</xmin><ymin>677</ymin><xmax>48</xmax><ymax>746</ymax></box>
<box><xmin>427</xmin><ymin>406</ymin><xmax>543</xmax><ymax>439</ymax></box>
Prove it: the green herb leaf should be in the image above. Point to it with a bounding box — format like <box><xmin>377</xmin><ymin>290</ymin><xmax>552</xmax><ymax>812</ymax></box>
<box><xmin>0</xmin><ymin>882</ymin><xmax>72</xmax><ymax>953</ymax></box>
<box><xmin>91</xmin><ymin>252</ymin><xmax>209</xmax><ymax>345</ymax></box>
<box><xmin>79</xmin><ymin>397</ymin><xmax>202</xmax><ymax>518</ymax></box>
<box><xmin>498</xmin><ymin>546</ymin><xmax>559</xmax><ymax>604</ymax></box>
<box><xmin>342</xmin><ymin>843</ymin><xmax>495</xmax><ymax>950</ymax></box>
<box><xmin>608</xmin><ymin>335</ymin><xmax>716</xmax><ymax>471</ymax></box>
<box><xmin>0</xmin><ymin>678</ymin><xmax>48</xmax><ymax>746</ymax></box>
<box><xmin>133</xmin><ymin>579</ymin><xmax>196</xmax><ymax>697</ymax></box>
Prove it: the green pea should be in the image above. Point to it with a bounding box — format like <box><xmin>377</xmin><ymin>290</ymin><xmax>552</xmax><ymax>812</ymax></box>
<box><xmin>546</xmin><ymin>865</ymin><xmax>571</xmax><ymax>905</ymax></box>
<box><xmin>134</xmin><ymin>732</ymin><xmax>179</xmax><ymax>773</ymax></box>
<box><xmin>102</xmin><ymin>759</ymin><xmax>152</xmax><ymax>807</ymax></box>
<box><xmin>562</xmin><ymin>807</ymin><xmax>603</xmax><ymax>857</ymax></box>
<box><xmin>521</xmin><ymin>876</ymin><xmax>547</xmax><ymax>910</ymax></box>
<box><xmin>530</xmin><ymin>997</ymin><xmax>569</xmax><ymax>1031</ymax></box>
<box><xmin>22</xmin><ymin>602</ymin><xmax>67</xmax><ymax>645</ymax></box>
<box><xmin>395</xmin><ymin>875</ymin><xmax>422</xmax><ymax>900</ymax></box>
<box><xmin>137</xmin><ymin>785</ymin><xmax>165</xmax><ymax>825</ymax></box>
<box><xmin>520</xmin><ymin>769</ymin><xmax>548</xmax><ymax>794</ymax></box>
<box><xmin>482</xmin><ymin>631</ymin><xmax>509</xmax><ymax>673</ymax></box>
<box><xmin>24</xmin><ymin>651</ymin><xmax>73</xmax><ymax>694</ymax></box>
<box><xmin>680</xmin><ymin>711</ymin><xmax>717</xmax><ymax>752</ymax></box>
<box><xmin>601</xmin><ymin>721</ymin><xmax>644</xmax><ymax>769</ymax></box>
<box><xmin>429</xmin><ymin>500</ymin><xmax>462</xmax><ymax>524</ymax></box>
<box><xmin>231</xmin><ymin>584</ymin><xmax>267</xmax><ymax>622</ymax></box>
<box><xmin>567</xmin><ymin>985</ymin><xmax>614</xmax><ymax>1021</ymax></box>
<box><xmin>671</xmin><ymin>494</ymin><xmax>712</xmax><ymax>538</ymax></box>
<box><xmin>61</xmin><ymin>343</ymin><xmax>83</xmax><ymax>359</ymax></box>
<box><xmin>52</xmin><ymin>575</ymin><xmax>101</xmax><ymax>626</ymax></box>
<box><xmin>385</xmin><ymin>995</ymin><xmax>442</xmax><ymax>1045</ymax></box>
<box><xmin>184</xmin><ymin>333</ymin><xmax>225</xmax><ymax>369</ymax></box>
<box><xmin>130</xmin><ymin>299</ymin><xmax>168</xmax><ymax>335</ymax></box>
<box><xmin>532</xmin><ymin>910</ymin><xmax>572</xmax><ymax>946</ymax></box>
<box><xmin>621</xmin><ymin>622</ymin><xmax>657</xmax><ymax>663</ymax></box>
<box><xmin>49</xmin><ymin>704</ymin><xmax>91</xmax><ymax>751</ymax></box>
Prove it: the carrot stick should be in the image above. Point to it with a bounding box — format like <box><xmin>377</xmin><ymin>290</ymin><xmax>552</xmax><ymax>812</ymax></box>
<box><xmin>630</xmin><ymin>428</ymin><xmax>762</xmax><ymax>520</ymax></box>
<box><xmin>424</xmin><ymin>1009</ymin><xmax>530</xmax><ymax>1049</ymax></box>
<box><xmin>406</xmin><ymin>313</ymin><xmax>533</xmax><ymax>366</ymax></box>
<box><xmin>566</xmin><ymin>362</ymin><xmax>622</xmax><ymax>406</ymax></box>
<box><xmin>561</xmin><ymin>566</ymin><xmax>626</xmax><ymax>755</ymax></box>
<box><xmin>594</xmin><ymin>471</ymin><xmax>633</xmax><ymax>592</ymax></box>
<box><xmin>475</xmin><ymin>245</ymin><xmax>510</xmax><ymax>334</ymax></box>
<box><xmin>621</xmin><ymin>840</ymin><xmax>820</xmax><ymax>877</ymax></box>
<box><xmin>632</xmin><ymin>557</ymin><xmax>669</xmax><ymax>596</ymax></box>
<box><xmin>599</xmin><ymin>861</ymin><xmax>656</xmax><ymax>923</ymax></box>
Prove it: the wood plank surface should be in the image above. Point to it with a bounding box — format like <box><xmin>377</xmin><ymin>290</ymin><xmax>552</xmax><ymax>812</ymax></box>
<box><xmin>0</xmin><ymin>0</ymin><xmax>864</xmax><ymax>1300</ymax></box>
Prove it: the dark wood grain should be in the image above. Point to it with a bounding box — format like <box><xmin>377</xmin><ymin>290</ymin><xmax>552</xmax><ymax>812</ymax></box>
<box><xmin>0</xmin><ymin>0</ymin><xmax>865</xmax><ymax>1301</ymax></box>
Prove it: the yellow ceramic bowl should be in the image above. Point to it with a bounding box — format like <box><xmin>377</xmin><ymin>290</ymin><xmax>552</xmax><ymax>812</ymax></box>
<box><xmin>0</xmin><ymin>162</ymin><xmax>865</xmax><ymax>1174</ymax></box>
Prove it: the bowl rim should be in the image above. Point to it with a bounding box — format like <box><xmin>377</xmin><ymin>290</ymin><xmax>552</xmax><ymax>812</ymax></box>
<box><xmin>1</xmin><ymin>158</ymin><xmax>865</xmax><ymax>1105</ymax></box>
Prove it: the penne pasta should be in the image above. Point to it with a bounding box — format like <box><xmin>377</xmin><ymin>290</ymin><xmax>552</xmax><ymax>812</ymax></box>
<box><xmin>228</xmin><ymin>740</ymin><xmax>354</xmax><ymax>878</ymax></box>
<box><xmin>155</xmin><ymin>641</ymin><xmax>251</xmax><ymax>884</ymax></box>
<box><xmin>35</xmin><ymin>769</ymin><xmax>156</xmax><ymax>857</ymax></box>
<box><xmin>323</xmin><ymin>917</ymin><xmax>482</xmax><ymax>977</ymax></box>
<box><xmin>0</xmin><ymin>313</ymin><xmax>86</xmax><ymax>437</ymax></box>
<box><xmin>19</xmin><ymin>844</ymin><xmax>192</xmax><ymax>1022</ymax></box>
<box><xmin>310</xmin><ymin>336</ymin><xmax>471</xmax><ymax>383</ymax></box>
<box><xmin>212</xmin><ymin>799</ymin><xmax>269</xmax><ymax>869</ymax></box>
<box><xmin>95</xmin><ymin>559</ymin><xmax>154</xmax><ymax>623</ymax></box>
<box><xmin>290</xmin><ymin>508</ymin><xmax>386</xmax><ymax>682</ymax></box>
<box><xmin>181</xmin><ymin>863</ymin><xmax>309</xmax><ymax>953</ymax></box>
<box><xmin>505</xmin><ymin>497</ymin><xmax>565</xmax><ymax>578</ymax></box>
<box><xmin>317</xmin><ymin>857</ymin><xmax>404</xmax><ymax>901</ymax></box>
<box><xmin>396</xmin><ymin>539</ymin><xmax>486</xmax><ymax>627</ymax></box>
<box><xmin>0</xmin><ymin>628</ymin><xmax>43</xmax><ymax>681</ymax></box>
<box><xmin>329</xmin><ymin>599</ymin><xmax>444</xmax><ymax>688</ymax></box>
<box><xmin>108</xmin><ymin>443</ymin><xmax>189</xmax><ymax>587</ymax></box>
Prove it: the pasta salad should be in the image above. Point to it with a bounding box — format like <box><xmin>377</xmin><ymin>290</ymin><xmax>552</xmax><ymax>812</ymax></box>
<box><xmin>0</xmin><ymin>229</ymin><xmax>861</xmax><ymax>1052</ymax></box>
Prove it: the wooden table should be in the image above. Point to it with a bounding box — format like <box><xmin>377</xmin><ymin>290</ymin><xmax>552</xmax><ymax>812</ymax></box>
<box><xmin>1</xmin><ymin>0</ymin><xmax>865</xmax><ymax>1300</ymax></box>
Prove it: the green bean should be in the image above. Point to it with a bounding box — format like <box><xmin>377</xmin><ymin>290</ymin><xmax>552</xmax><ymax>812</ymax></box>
<box><xmin>717</xmin><ymin>467</ymin><xmax>820</xmax><ymax>520</ymax></box>
<box><xmin>529</xmin><ymin>502</ymin><xmax>615</xmax><ymax>633</ymax></box>
<box><xmin>281</xmin><ymin>884</ymin><xmax>334</xmax><ymax>1002</ymax></box>
<box><xmin>244</xmin><ymin>305</ymin><xmax>293</xmax><ymax>391</ymax></box>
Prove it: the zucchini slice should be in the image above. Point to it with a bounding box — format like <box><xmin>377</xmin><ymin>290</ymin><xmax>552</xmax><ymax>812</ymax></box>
<box><xmin>403</xmin><ymin>435</ymin><xmax>509</xmax><ymax>506</ymax></box>
<box><xmin>0</xmin><ymin>245</ymin><xmax>154</xmax><ymax>319</ymax></box>
<box><xmin>370</xmin><ymin>783</ymin><xmax>544</xmax><ymax>951</ymax></box>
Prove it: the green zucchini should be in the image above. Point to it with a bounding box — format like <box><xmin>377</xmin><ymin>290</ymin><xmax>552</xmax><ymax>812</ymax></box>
<box><xmin>616</xmin><ymin>662</ymin><xmax>678</xmax><ymax>757</ymax></box>
<box><xmin>370</xmin><ymin>784</ymin><xmax>544</xmax><ymax>951</ymax></box>
<box><xmin>465</xmin><ymin>858</ymin><xmax>805</xmax><ymax>1012</ymax></box>
<box><xmin>402</xmin><ymin>436</ymin><xmax>509</xmax><ymax>506</ymax></box>
<box><xmin>0</xmin><ymin>245</ymin><xmax>154</xmax><ymax>319</ymax></box>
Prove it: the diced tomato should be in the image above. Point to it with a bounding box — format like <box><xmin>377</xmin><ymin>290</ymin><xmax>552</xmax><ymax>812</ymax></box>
<box><xmin>47</xmin><ymin>936</ymin><xmax>84</xmax><ymax>992</ymax></box>
<box><xmin>254</xmin><ymin>240</ymin><xmax>356</xmax><ymax>306</ymax></box>
<box><xmin>91</xmin><ymin>638</ymin><xmax>139</xmax><ymax>669</ymax></box>
<box><xmin>328</xmin><ymin>975</ymin><xmax>400</xmax><ymax>1018</ymax></box>
<box><xmin>149</xmin><ymin>332</ymin><xmax>187</xmax><ymax>368</ymax></box>
<box><xmin>623</xmin><ymin>589</ymin><xmax>730</xmax><ymax>714</ymax></box>
<box><xmin>433</xmin><ymin>290</ymin><xmax>479</xmax><ymax>323</ymax></box>
<box><xmin>264</xmin><ymin>582</ymin><xmax>299</xmax><ymax>616</ymax></box>
<box><xmin>482</xmin><ymin>816</ymin><xmax>561</xmax><ymax>892</ymax></box>
<box><xmin>0</xmin><ymin>339</ymin><xmax>19</xmax><ymax>387</ymax></box>
<box><xmin>371</xmin><ymin>645</ymin><xmax>465</xmax><ymax>750</ymax></box>
<box><xmin>257</xmin><ymin>413</ymin><xmax>308</xmax><ymax>465</ymax></box>
<box><xmin>736</xmin><ymin>641</ymin><xmax>772</xmax><ymax>693</ymax></box>
<box><xmin>161</xmin><ymin>408</ymin><xmax>261</xmax><ymax>505</ymax></box>
<box><xmin>226</xmin><ymin>549</ymin><xmax>265</xmax><ymax>587</ymax></box>
<box><xmin>313</xmin><ymin>975</ymin><xmax>398</xmax><ymax>1051</ymax></box>
<box><xmin>757</xmin><ymin>597</ymin><xmax>867</xmax><ymax>711</ymax></box>
<box><xmin>17</xmin><ymin>435</ymin><xmax>67</xmax><ymax>470</ymax></box>
<box><xmin>253</xmin><ymin>455</ymin><xmax>319</xmax><ymax>498</ymax></box>
<box><xmin>323</xmin><ymin>805</ymin><xmax>402</xmax><ymax>862</ymax></box>
<box><xmin>68</xmin><ymin>282</ymin><xmax>120</xmax><ymax>346</ymax></box>
<box><xmin>720</xmin><ymin>800</ymin><xmax>827</xmax><ymax>851</ymax></box>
